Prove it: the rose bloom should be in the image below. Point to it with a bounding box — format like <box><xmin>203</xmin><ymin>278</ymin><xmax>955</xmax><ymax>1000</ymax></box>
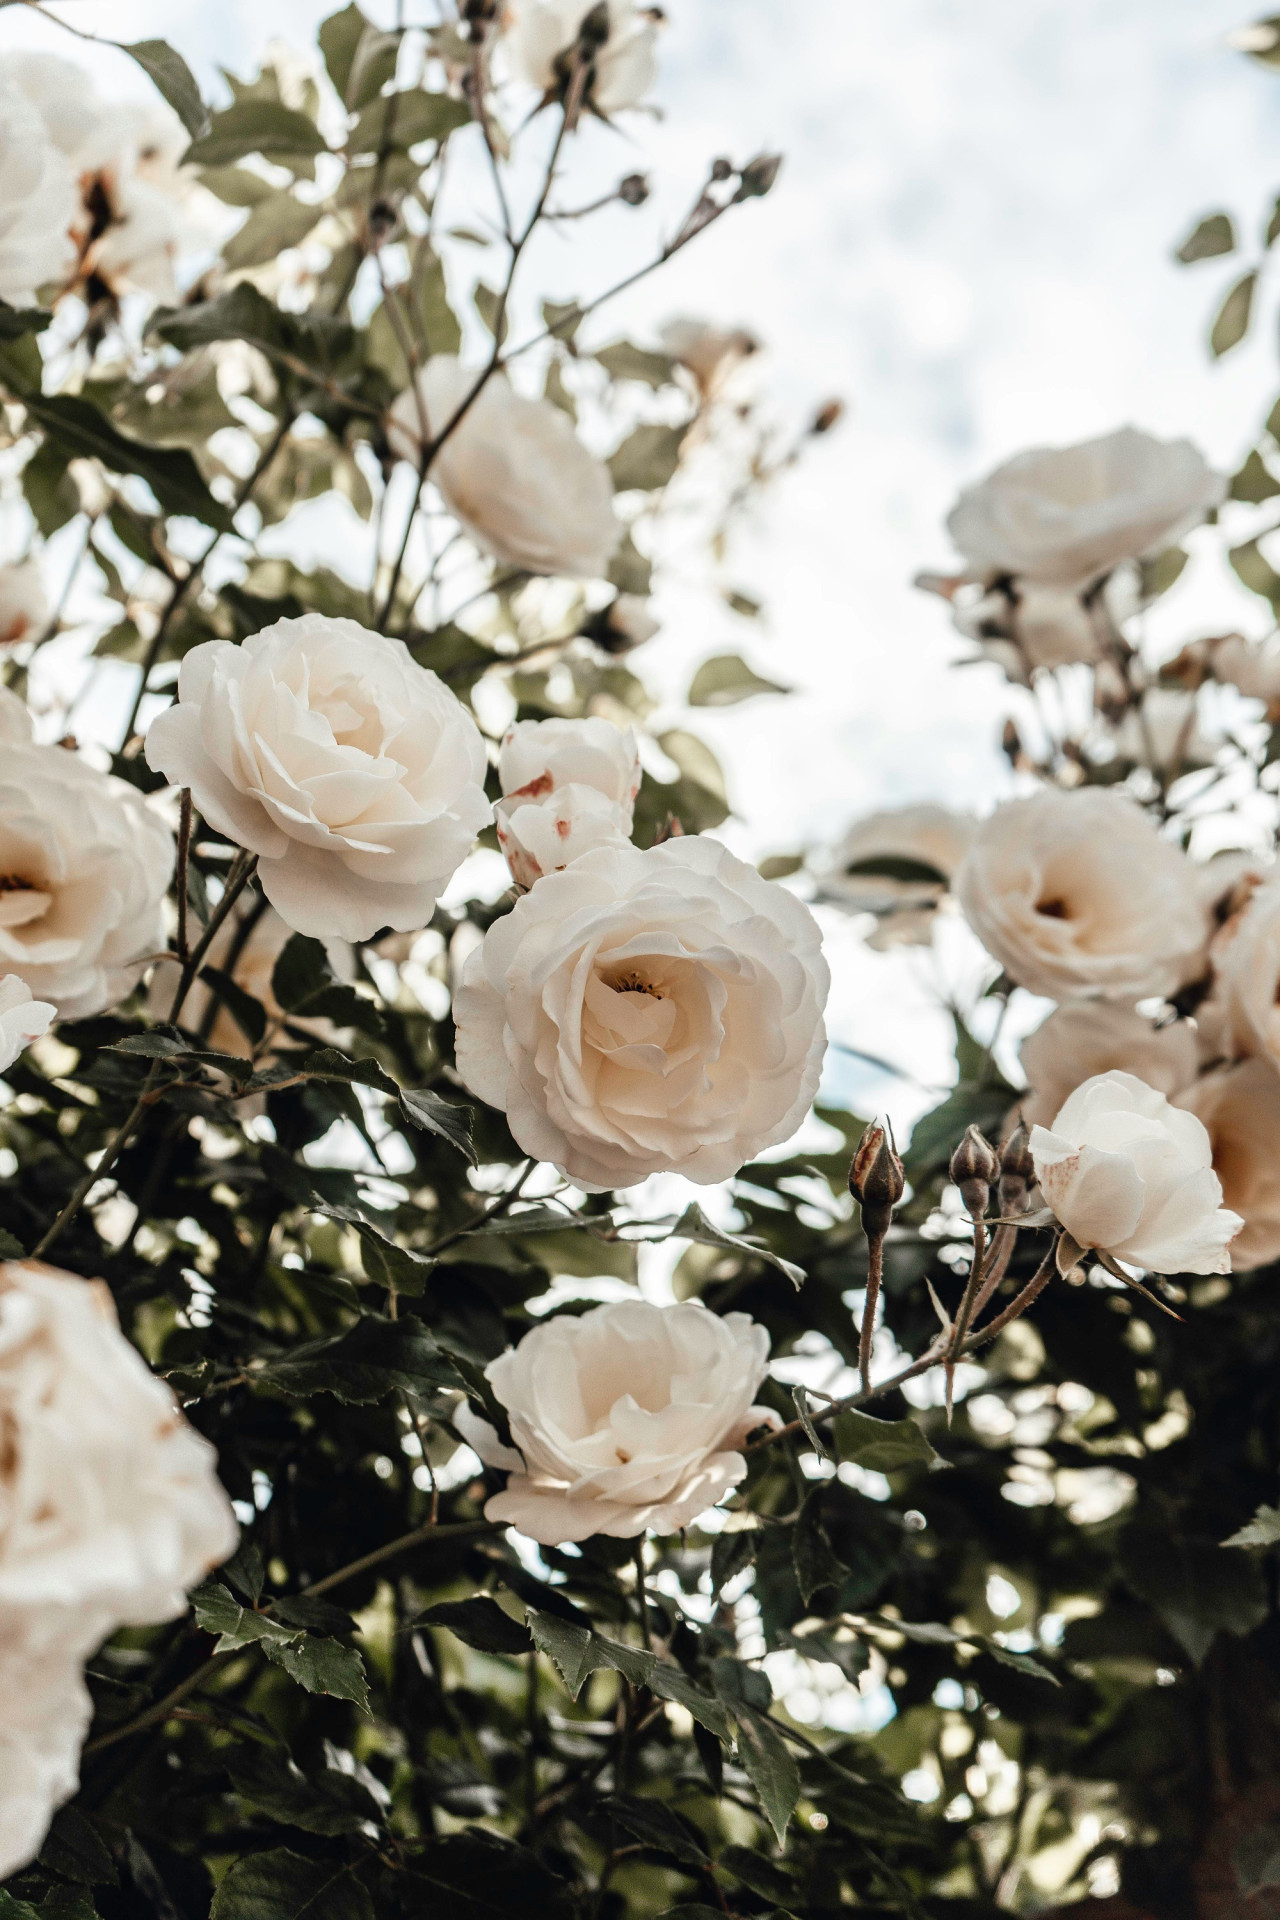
<box><xmin>660</xmin><ymin>318</ymin><xmax>760</xmax><ymax>398</ymax></box>
<box><xmin>502</xmin><ymin>0</ymin><xmax>662</xmax><ymax>113</ymax></box>
<box><xmin>0</xmin><ymin>73</ymin><xmax>76</xmax><ymax>304</ymax></box>
<box><xmin>497</xmin><ymin>785</ymin><xmax>634</xmax><ymax>890</ymax></box>
<box><xmin>1215</xmin><ymin>874</ymin><xmax>1280</xmax><ymax>1068</ymax></box>
<box><xmin>0</xmin><ymin>562</ymin><xmax>49</xmax><ymax>647</ymax></box>
<box><xmin>456</xmin><ymin>1299</ymin><xmax>772</xmax><ymax>1543</ymax></box>
<box><xmin>1019</xmin><ymin>1002</ymin><xmax>1198</xmax><ymax>1133</ymax></box>
<box><xmin>1209</xmin><ymin>632</ymin><xmax>1280</xmax><ymax>717</ymax></box>
<box><xmin>946</xmin><ymin>426</ymin><xmax>1223</xmax><ymax>590</ymax></box>
<box><xmin>1175</xmin><ymin>1060</ymin><xmax>1280</xmax><ymax>1273</ymax></box>
<box><xmin>0</xmin><ymin>688</ymin><xmax>173</xmax><ymax>1018</ymax></box>
<box><xmin>145</xmin><ymin>616</ymin><xmax>490</xmax><ymax>943</ymax></box>
<box><xmin>819</xmin><ymin>803</ymin><xmax>973</xmax><ymax>948</ymax></box>
<box><xmin>495</xmin><ymin>717</ymin><xmax>639</xmax><ymax>888</ymax></box>
<box><xmin>1030</xmin><ymin>1071</ymin><xmax>1242</xmax><ymax>1275</ymax></box>
<box><xmin>0</xmin><ymin>975</ymin><xmax>55</xmax><ymax>1077</ymax></box>
<box><xmin>955</xmin><ymin>788</ymin><xmax>1208</xmax><ymax>1002</ymax></box>
<box><xmin>388</xmin><ymin>359</ymin><xmax>619</xmax><ymax>579</ymax></box>
<box><xmin>455</xmin><ymin>836</ymin><xmax>829</xmax><ymax>1190</ymax></box>
<box><xmin>0</xmin><ymin>1259</ymin><xmax>238</xmax><ymax>1876</ymax></box>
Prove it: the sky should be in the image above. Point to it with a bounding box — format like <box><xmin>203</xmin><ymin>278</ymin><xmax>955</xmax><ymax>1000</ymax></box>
<box><xmin>5</xmin><ymin>0</ymin><xmax>1280</xmax><ymax>1114</ymax></box>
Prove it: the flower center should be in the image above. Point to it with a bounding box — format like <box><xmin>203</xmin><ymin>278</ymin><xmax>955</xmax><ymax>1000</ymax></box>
<box><xmin>0</xmin><ymin>876</ymin><xmax>35</xmax><ymax>894</ymax></box>
<box><xmin>1035</xmin><ymin>896</ymin><xmax>1069</xmax><ymax>919</ymax></box>
<box><xmin>608</xmin><ymin>970</ymin><xmax>665</xmax><ymax>999</ymax></box>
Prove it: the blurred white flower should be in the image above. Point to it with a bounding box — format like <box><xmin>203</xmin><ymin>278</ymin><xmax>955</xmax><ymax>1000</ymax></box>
<box><xmin>955</xmin><ymin>789</ymin><xmax>1208</xmax><ymax>1002</ymax></box>
<box><xmin>1030</xmin><ymin>1071</ymin><xmax>1241</xmax><ymax>1274</ymax></box>
<box><xmin>1208</xmin><ymin>632</ymin><xmax>1280</xmax><ymax>716</ymax></box>
<box><xmin>0</xmin><ymin>975</ymin><xmax>55</xmax><ymax>1076</ymax></box>
<box><xmin>1019</xmin><ymin>1002</ymin><xmax>1198</xmax><ymax>1132</ymax></box>
<box><xmin>146</xmin><ymin>616</ymin><xmax>490</xmax><ymax>942</ymax></box>
<box><xmin>818</xmin><ymin>803</ymin><xmax>973</xmax><ymax>947</ymax></box>
<box><xmin>0</xmin><ymin>74</ymin><xmax>77</xmax><ymax>304</ymax></box>
<box><xmin>1108</xmin><ymin>686</ymin><xmax>1217</xmax><ymax>775</ymax></box>
<box><xmin>950</xmin><ymin>579</ymin><xmax>1101</xmax><ymax>674</ymax></box>
<box><xmin>388</xmin><ymin>359</ymin><xmax>619</xmax><ymax>579</ymax></box>
<box><xmin>1216</xmin><ymin>875</ymin><xmax>1280</xmax><ymax>1070</ymax></box>
<box><xmin>456</xmin><ymin>1299</ymin><xmax>772</xmax><ymax>1542</ymax></box>
<box><xmin>455</xmin><ymin>836</ymin><xmax>829</xmax><ymax>1190</ymax></box>
<box><xmin>0</xmin><ymin>1258</ymin><xmax>238</xmax><ymax>1876</ymax></box>
<box><xmin>946</xmin><ymin>426</ymin><xmax>1223</xmax><ymax>590</ymax></box>
<box><xmin>600</xmin><ymin>592</ymin><xmax>659</xmax><ymax>649</ymax></box>
<box><xmin>0</xmin><ymin>563</ymin><xmax>49</xmax><ymax>647</ymax></box>
<box><xmin>660</xmin><ymin>317</ymin><xmax>760</xmax><ymax>397</ymax></box>
<box><xmin>1175</xmin><ymin>1059</ymin><xmax>1280</xmax><ymax>1272</ymax></box>
<box><xmin>0</xmin><ymin>690</ymin><xmax>173</xmax><ymax>1018</ymax></box>
<box><xmin>501</xmin><ymin>0</ymin><xmax>662</xmax><ymax>113</ymax></box>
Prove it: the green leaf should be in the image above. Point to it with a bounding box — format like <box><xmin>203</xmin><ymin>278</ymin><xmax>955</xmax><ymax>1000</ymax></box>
<box><xmin>0</xmin><ymin>1230</ymin><xmax>23</xmax><ymax>1257</ymax></box>
<box><xmin>473</xmin><ymin>281</ymin><xmax>509</xmax><ymax>347</ymax></box>
<box><xmin>830</xmin><ymin>1408</ymin><xmax>939</xmax><ymax>1474</ymax></box>
<box><xmin>120</xmin><ymin>39</ymin><xmax>211</xmax><ymax>139</ymax></box>
<box><xmin>1234</xmin><ymin>1826</ymin><xmax>1280</xmax><ymax>1896</ymax></box>
<box><xmin>1211</xmin><ymin>269</ymin><xmax>1257</xmax><ymax>357</ymax></box>
<box><xmin>609</xmin><ymin>422</ymin><xmax>686</xmax><ymax>491</ymax></box>
<box><xmin>192</xmin><ymin>1585</ymin><xmax>371</xmax><ymax>1708</ymax></box>
<box><xmin>1224</xmin><ymin>1504</ymin><xmax>1280</xmax><ymax>1548</ymax></box>
<box><xmin>1231</xmin><ymin>448</ymin><xmax>1280</xmax><ymax>503</ymax></box>
<box><xmin>595</xmin><ymin>341</ymin><xmax>676</xmax><ymax>388</ymax></box>
<box><xmin>198</xmin><ymin>966</ymin><xmax>268</xmax><ymax>1046</ymax></box>
<box><xmin>223</xmin><ymin>192</ymin><xmax>321</xmax><ymax>271</ymax></box>
<box><xmin>1174</xmin><ymin>211</ymin><xmax>1236</xmax><ymax>263</ymax></box>
<box><xmin>792</xmin><ymin>1487</ymin><xmax>846</xmax><ymax>1605</ymax></box>
<box><xmin>0</xmin><ymin>1896</ymin><xmax>41</xmax><ymax>1920</ymax></box>
<box><xmin>688</xmin><ymin>653</ymin><xmax>790</xmax><ymax>707</ymax></box>
<box><xmin>347</xmin><ymin>90</ymin><xmax>470</xmax><ymax>154</ymax></box>
<box><xmin>671</xmin><ymin>1202</ymin><xmax>805</xmax><ymax>1290</ymax></box>
<box><xmin>319</xmin><ymin>3</ymin><xmax>370</xmax><ymax>98</ymax></box>
<box><xmin>37</xmin><ymin>1808</ymin><xmax>117</xmax><ymax>1886</ymax></box>
<box><xmin>644</xmin><ymin>1661</ymin><xmax>732</xmax><ymax>1741</ymax></box>
<box><xmin>259</xmin><ymin>1314</ymin><xmax>463</xmax><ymax>1403</ymax></box>
<box><xmin>758</xmin><ymin>853</ymin><xmax>803</xmax><ymax>880</ymax></box>
<box><xmin>1120</xmin><ymin>1524</ymin><xmax>1268</xmax><ymax>1663</ymax></box>
<box><xmin>186</xmin><ymin>100</ymin><xmax>329</xmax><ymax>170</ymax></box>
<box><xmin>0</xmin><ymin>300</ymin><xmax>52</xmax><ymax>340</ymax></box>
<box><xmin>1137</xmin><ymin>545</ymin><xmax>1189</xmax><ymax>599</ymax></box>
<box><xmin>526</xmin><ymin>1610</ymin><xmax>656</xmax><ymax>1699</ymax></box>
<box><xmin>418</xmin><ymin>1597</ymin><xmax>534</xmax><ymax>1656</ymax></box>
<box><xmin>399</xmin><ymin>1085</ymin><xmax>478</xmax><ymax>1163</ymax></box>
<box><xmin>271</xmin><ymin>933</ymin><xmax>334</xmax><ymax>1011</ymax></box>
<box><xmin>906</xmin><ymin>1080</ymin><xmax>1013</xmax><ymax>1178</ymax></box>
<box><xmin>732</xmin><ymin>1707</ymin><xmax>800</xmax><ymax>1846</ymax></box>
<box><xmin>1230</xmin><ymin>535</ymin><xmax>1280</xmax><ymax>609</ymax></box>
<box><xmin>210</xmin><ymin>1849</ymin><xmax>374</xmax><ymax>1920</ymax></box>
<box><xmin>598</xmin><ymin>1794</ymin><xmax>708</xmax><ymax>1867</ymax></box>
<box><xmin>225</xmin><ymin>1745</ymin><xmax>380</xmax><ymax>1836</ymax></box>
<box><xmin>842</xmin><ymin>854</ymin><xmax>949</xmax><ymax>886</ymax></box>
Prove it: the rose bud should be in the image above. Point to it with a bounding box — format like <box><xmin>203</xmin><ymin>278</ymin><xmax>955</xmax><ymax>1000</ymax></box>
<box><xmin>950</xmin><ymin>1123</ymin><xmax>999</xmax><ymax>1219</ymax></box>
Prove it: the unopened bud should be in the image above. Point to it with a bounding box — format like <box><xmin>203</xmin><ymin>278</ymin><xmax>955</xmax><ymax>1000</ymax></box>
<box><xmin>810</xmin><ymin>399</ymin><xmax>844</xmax><ymax>436</ymax></box>
<box><xmin>709</xmin><ymin>157</ymin><xmax>734</xmax><ymax>183</ymax></box>
<box><xmin>578</xmin><ymin>2</ymin><xmax>611</xmax><ymax>49</ymax></box>
<box><xmin>998</xmin><ymin>1122</ymin><xmax>1036</xmax><ymax>1217</ymax></box>
<box><xmin>618</xmin><ymin>172</ymin><xmax>650</xmax><ymax>207</ymax></box>
<box><xmin>849</xmin><ymin>1123</ymin><xmax>904</xmax><ymax>1240</ymax></box>
<box><xmin>735</xmin><ymin>152</ymin><xmax>783</xmax><ymax>200</ymax></box>
<box><xmin>366</xmin><ymin>198</ymin><xmax>398</xmax><ymax>250</ymax></box>
<box><xmin>1001</xmin><ymin>717</ymin><xmax>1022</xmax><ymax>767</ymax></box>
<box><xmin>950</xmin><ymin>1124</ymin><xmax>998</xmax><ymax>1219</ymax></box>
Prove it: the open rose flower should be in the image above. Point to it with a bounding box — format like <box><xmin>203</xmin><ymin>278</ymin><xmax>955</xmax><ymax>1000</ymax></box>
<box><xmin>1019</xmin><ymin>1002</ymin><xmax>1198</xmax><ymax>1133</ymax></box>
<box><xmin>946</xmin><ymin>426</ymin><xmax>1223</xmax><ymax>590</ymax></box>
<box><xmin>955</xmin><ymin>788</ymin><xmax>1208</xmax><ymax>1002</ymax></box>
<box><xmin>0</xmin><ymin>562</ymin><xmax>49</xmax><ymax>647</ymax></box>
<box><xmin>496</xmin><ymin>717</ymin><xmax>640</xmax><ymax>888</ymax></box>
<box><xmin>388</xmin><ymin>358</ymin><xmax>619</xmax><ymax>579</ymax></box>
<box><xmin>501</xmin><ymin>0</ymin><xmax>663</xmax><ymax>113</ymax></box>
<box><xmin>0</xmin><ymin>689</ymin><xmax>173</xmax><ymax>1018</ymax></box>
<box><xmin>0</xmin><ymin>975</ymin><xmax>55</xmax><ymax>1077</ymax></box>
<box><xmin>1216</xmin><ymin>875</ymin><xmax>1280</xmax><ymax>1069</ymax></box>
<box><xmin>0</xmin><ymin>1259</ymin><xmax>238</xmax><ymax>1875</ymax></box>
<box><xmin>1030</xmin><ymin>1071</ymin><xmax>1242</xmax><ymax>1275</ymax></box>
<box><xmin>456</xmin><ymin>1299</ymin><xmax>772</xmax><ymax>1543</ymax></box>
<box><xmin>145</xmin><ymin>616</ymin><xmax>490</xmax><ymax>942</ymax></box>
<box><xmin>1175</xmin><ymin>1061</ymin><xmax>1280</xmax><ymax>1273</ymax></box>
<box><xmin>455</xmin><ymin>836</ymin><xmax>829</xmax><ymax>1190</ymax></box>
<box><xmin>0</xmin><ymin>73</ymin><xmax>76</xmax><ymax>305</ymax></box>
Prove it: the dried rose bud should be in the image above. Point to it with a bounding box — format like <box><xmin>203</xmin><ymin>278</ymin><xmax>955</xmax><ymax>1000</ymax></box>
<box><xmin>578</xmin><ymin>1</ymin><xmax>611</xmax><ymax>48</ymax></box>
<box><xmin>736</xmin><ymin>153</ymin><xmax>783</xmax><ymax>200</ymax></box>
<box><xmin>810</xmin><ymin>399</ymin><xmax>845</xmax><ymax>436</ymax></box>
<box><xmin>618</xmin><ymin>173</ymin><xmax>650</xmax><ymax>207</ymax></box>
<box><xmin>950</xmin><ymin>1124</ymin><xmax>998</xmax><ymax>1219</ymax></box>
<box><xmin>998</xmin><ymin>1121</ymin><xmax>1036</xmax><ymax>1217</ymax></box>
<box><xmin>710</xmin><ymin>157</ymin><xmax>734</xmax><ymax>182</ymax></box>
<box><xmin>849</xmin><ymin>1123</ymin><xmax>904</xmax><ymax>1239</ymax></box>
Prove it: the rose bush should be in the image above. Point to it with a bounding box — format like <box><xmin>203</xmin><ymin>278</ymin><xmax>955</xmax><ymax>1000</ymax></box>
<box><xmin>456</xmin><ymin>1299</ymin><xmax>773</xmax><ymax>1542</ymax></box>
<box><xmin>145</xmin><ymin>615</ymin><xmax>490</xmax><ymax>942</ymax></box>
<box><xmin>455</xmin><ymin>836</ymin><xmax>829</xmax><ymax>1188</ymax></box>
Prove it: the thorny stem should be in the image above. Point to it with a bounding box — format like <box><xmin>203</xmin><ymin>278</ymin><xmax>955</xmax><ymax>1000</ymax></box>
<box><xmin>858</xmin><ymin>1232</ymin><xmax>884</xmax><ymax>1394</ymax></box>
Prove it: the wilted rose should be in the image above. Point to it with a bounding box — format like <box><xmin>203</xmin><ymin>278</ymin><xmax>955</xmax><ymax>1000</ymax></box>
<box><xmin>456</xmin><ymin>1299</ymin><xmax>773</xmax><ymax>1542</ymax></box>
<box><xmin>946</xmin><ymin>426</ymin><xmax>1223</xmax><ymax>590</ymax></box>
<box><xmin>1030</xmin><ymin>1071</ymin><xmax>1242</xmax><ymax>1275</ymax></box>
<box><xmin>1019</xmin><ymin>1002</ymin><xmax>1199</xmax><ymax>1133</ymax></box>
<box><xmin>455</xmin><ymin>836</ymin><xmax>829</xmax><ymax>1190</ymax></box>
<box><xmin>0</xmin><ymin>689</ymin><xmax>173</xmax><ymax>1019</ymax></box>
<box><xmin>145</xmin><ymin>616</ymin><xmax>490</xmax><ymax>942</ymax></box>
<box><xmin>388</xmin><ymin>358</ymin><xmax>619</xmax><ymax>579</ymax></box>
<box><xmin>955</xmin><ymin>788</ymin><xmax>1208</xmax><ymax>1002</ymax></box>
<box><xmin>1174</xmin><ymin>1059</ymin><xmax>1280</xmax><ymax>1272</ymax></box>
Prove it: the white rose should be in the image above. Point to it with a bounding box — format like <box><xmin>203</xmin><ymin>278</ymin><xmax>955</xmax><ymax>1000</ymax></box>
<box><xmin>955</xmin><ymin>788</ymin><xmax>1208</xmax><ymax>1002</ymax></box>
<box><xmin>0</xmin><ymin>975</ymin><xmax>55</xmax><ymax>1077</ymax></box>
<box><xmin>1209</xmin><ymin>632</ymin><xmax>1280</xmax><ymax>716</ymax></box>
<box><xmin>660</xmin><ymin>318</ymin><xmax>760</xmax><ymax>398</ymax></box>
<box><xmin>501</xmin><ymin>0</ymin><xmax>662</xmax><ymax>113</ymax></box>
<box><xmin>1107</xmin><ymin>687</ymin><xmax>1217</xmax><ymax>776</ymax></box>
<box><xmin>1174</xmin><ymin>1060</ymin><xmax>1280</xmax><ymax>1273</ymax></box>
<box><xmin>1216</xmin><ymin>875</ymin><xmax>1280</xmax><ymax>1068</ymax></box>
<box><xmin>456</xmin><ymin>1299</ymin><xmax>772</xmax><ymax>1543</ymax></box>
<box><xmin>0</xmin><ymin>1259</ymin><xmax>238</xmax><ymax>1874</ymax></box>
<box><xmin>455</xmin><ymin>836</ymin><xmax>829</xmax><ymax>1190</ymax></box>
<box><xmin>0</xmin><ymin>695</ymin><xmax>174</xmax><ymax>1019</ymax></box>
<box><xmin>0</xmin><ymin>561</ymin><xmax>49</xmax><ymax>647</ymax></box>
<box><xmin>497</xmin><ymin>784</ymin><xmax>634</xmax><ymax>889</ymax></box>
<box><xmin>388</xmin><ymin>359</ymin><xmax>619</xmax><ymax>580</ymax></box>
<box><xmin>499</xmin><ymin>716</ymin><xmax>641</xmax><ymax>812</ymax></box>
<box><xmin>819</xmin><ymin>803</ymin><xmax>973</xmax><ymax>948</ymax></box>
<box><xmin>0</xmin><ymin>74</ymin><xmax>77</xmax><ymax>305</ymax></box>
<box><xmin>1019</xmin><ymin>1002</ymin><xmax>1198</xmax><ymax>1132</ymax></box>
<box><xmin>1030</xmin><ymin>1071</ymin><xmax>1242</xmax><ymax>1275</ymax></box>
<box><xmin>947</xmin><ymin>426</ymin><xmax>1224</xmax><ymax>590</ymax></box>
<box><xmin>145</xmin><ymin>616</ymin><xmax>490</xmax><ymax>943</ymax></box>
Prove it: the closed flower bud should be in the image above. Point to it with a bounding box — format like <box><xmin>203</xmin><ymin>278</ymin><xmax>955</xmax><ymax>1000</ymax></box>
<box><xmin>710</xmin><ymin>157</ymin><xmax>734</xmax><ymax>182</ymax></box>
<box><xmin>618</xmin><ymin>172</ymin><xmax>649</xmax><ymax>206</ymax></box>
<box><xmin>950</xmin><ymin>1123</ymin><xmax>999</xmax><ymax>1218</ymax></box>
<box><xmin>849</xmin><ymin>1123</ymin><xmax>904</xmax><ymax>1238</ymax></box>
<box><xmin>736</xmin><ymin>152</ymin><xmax>783</xmax><ymax>200</ymax></box>
<box><xmin>810</xmin><ymin>399</ymin><xmax>845</xmax><ymax>436</ymax></box>
<box><xmin>998</xmin><ymin>1122</ymin><xmax>1037</xmax><ymax>1217</ymax></box>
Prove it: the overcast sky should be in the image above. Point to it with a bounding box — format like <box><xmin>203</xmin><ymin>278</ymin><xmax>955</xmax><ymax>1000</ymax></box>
<box><xmin>6</xmin><ymin>0</ymin><xmax>1280</xmax><ymax>1113</ymax></box>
